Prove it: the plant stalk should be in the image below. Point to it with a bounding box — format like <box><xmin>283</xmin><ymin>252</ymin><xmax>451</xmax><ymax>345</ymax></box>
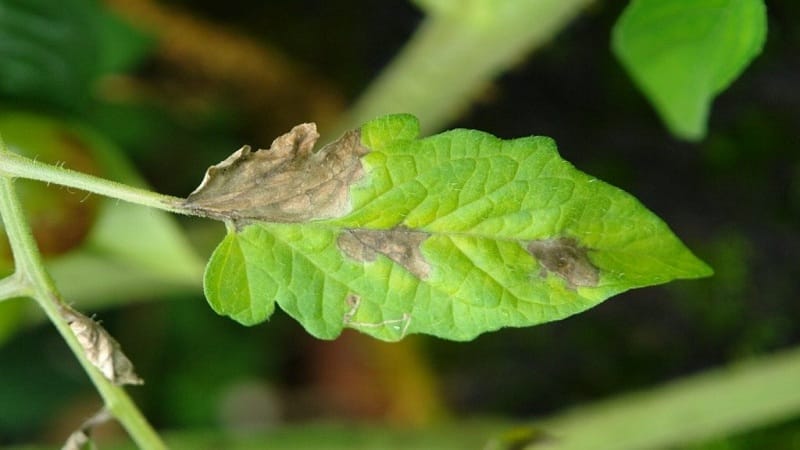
<box><xmin>333</xmin><ymin>0</ymin><xmax>595</xmax><ymax>137</ymax></box>
<box><xmin>0</xmin><ymin>176</ymin><xmax>167</xmax><ymax>449</ymax></box>
<box><xmin>0</xmin><ymin>272</ymin><xmax>32</xmax><ymax>300</ymax></box>
<box><xmin>0</xmin><ymin>149</ymin><xmax>189</xmax><ymax>216</ymax></box>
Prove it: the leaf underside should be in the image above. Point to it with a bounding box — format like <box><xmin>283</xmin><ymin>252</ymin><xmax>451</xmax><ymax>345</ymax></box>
<box><xmin>612</xmin><ymin>0</ymin><xmax>767</xmax><ymax>141</ymax></box>
<box><xmin>203</xmin><ymin>114</ymin><xmax>712</xmax><ymax>342</ymax></box>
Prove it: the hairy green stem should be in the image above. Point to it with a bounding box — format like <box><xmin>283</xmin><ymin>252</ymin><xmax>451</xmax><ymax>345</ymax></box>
<box><xmin>0</xmin><ymin>176</ymin><xmax>167</xmax><ymax>449</ymax></box>
<box><xmin>334</xmin><ymin>0</ymin><xmax>594</xmax><ymax>137</ymax></box>
<box><xmin>0</xmin><ymin>149</ymin><xmax>188</xmax><ymax>216</ymax></box>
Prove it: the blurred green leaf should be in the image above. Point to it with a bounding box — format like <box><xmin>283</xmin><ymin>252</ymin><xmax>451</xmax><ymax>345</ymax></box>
<box><xmin>0</xmin><ymin>0</ymin><xmax>152</xmax><ymax>110</ymax></box>
<box><xmin>94</xmin><ymin>5</ymin><xmax>153</xmax><ymax>75</ymax></box>
<box><xmin>205</xmin><ymin>114</ymin><xmax>711</xmax><ymax>341</ymax></box>
<box><xmin>612</xmin><ymin>0</ymin><xmax>767</xmax><ymax>140</ymax></box>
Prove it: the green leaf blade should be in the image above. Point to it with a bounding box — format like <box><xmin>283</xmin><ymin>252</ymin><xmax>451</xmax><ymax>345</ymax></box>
<box><xmin>204</xmin><ymin>231</ymin><xmax>276</xmax><ymax>326</ymax></box>
<box><xmin>612</xmin><ymin>0</ymin><xmax>767</xmax><ymax>140</ymax></box>
<box><xmin>204</xmin><ymin>114</ymin><xmax>712</xmax><ymax>341</ymax></box>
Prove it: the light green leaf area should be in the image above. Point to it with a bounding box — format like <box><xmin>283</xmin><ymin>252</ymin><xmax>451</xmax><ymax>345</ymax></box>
<box><xmin>205</xmin><ymin>114</ymin><xmax>712</xmax><ymax>341</ymax></box>
<box><xmin>612</xmin><ymin>0</ymin><xmax>767</xmax><ymax>141</ymax></box>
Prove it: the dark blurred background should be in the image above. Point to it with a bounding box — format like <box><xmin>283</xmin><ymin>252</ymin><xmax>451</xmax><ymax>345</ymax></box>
<box><xmin>0</xmin><ymin>0</ymin><xmax>798</xmax><ymax>447</ymax></box>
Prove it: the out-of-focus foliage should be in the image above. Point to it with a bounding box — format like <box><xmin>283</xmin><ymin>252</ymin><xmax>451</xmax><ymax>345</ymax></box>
<box><xmin>0</xmin><ymin>113</ymin><xmax>102</xmax><ymax>260</ymax></box>
<box><xmin>612</xmin><ymin>0</ymin><xmax>767</xmax><ymax>140</ymax></box>
<box><xmin>0</xmin><ymin>0</ymin><xmax>151</xmax><ymax>110</ymax></box>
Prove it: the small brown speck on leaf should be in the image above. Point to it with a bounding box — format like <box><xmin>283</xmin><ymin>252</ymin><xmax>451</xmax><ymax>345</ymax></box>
<box><xmin>527</xmin><ymin>237</ymin><xmax>599</xmax><ymax>288</ymax></box>
<box><xmin>343</xmin><ymin>293</ymin><xmax>360</xmax><ymax>324</ymax></box>
<box><xmin>184</xmin><ymin>123</ymin><xmax>369</xmax><ymax>223</ymax></box>
<box><xmin>342</xmin><ymin>291</ymin><xmax>412</xmax><ymax>337</ymax></box>
<box><xmin>338</xmin><ymin>228</ymin><xmax>431</xmax><ymax>279</ymax></box>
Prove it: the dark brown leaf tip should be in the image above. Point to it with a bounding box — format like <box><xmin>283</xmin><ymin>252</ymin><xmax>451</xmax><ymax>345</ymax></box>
<box><xmin>338</xmin><ymin>228</ymin><xmax>431</xmax><ymax>279</ymax></box>
<box><xmin>184</xmin><ymin>123</ymin><xmax>370</xmax><ymax>223</ymax></box>
<box><xmin>526</xmin><ymin>237</ymin><xmax>599</xmax><ymax>288</ymax></box>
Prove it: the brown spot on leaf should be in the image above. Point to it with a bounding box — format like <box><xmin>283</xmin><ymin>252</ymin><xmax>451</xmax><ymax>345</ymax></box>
<box><xmin>527</xmin><ymin>237</ymin><xmax>599</xmax><ymax>288</ymax></box>
<box><xmin>183</xmin><ymin>123</ymin><xmax>369</xmax><ymax>223</ymax></box>
<box><xmin>343</xmin><ymin>293</ymin><xmax>361</xmax><ymax>324</ymax></box>
<box><xmin>338</xmin><ymin>228</ymin><xmax>431</xmax><ymax>279</ymax></box>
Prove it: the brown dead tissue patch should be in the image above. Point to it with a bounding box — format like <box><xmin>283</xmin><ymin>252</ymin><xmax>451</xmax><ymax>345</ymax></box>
<box><xmin>66</xmin><ymin>309</ymin><xmax>143</xmax><ymax>386</ymax></box>
<box><xmin>183</xmin><ymin>123</ymin><xmax>369</xmax><ymax>224</ymax></box>
<box><xmin>338</xmin><ymin>228</ymin><xmax>431</xmax><ymax>280</ymax></box>
<box><xmin>526</xmin><ymin>237</ymin><xmax>599</xmax><ymax>288</ymax></box>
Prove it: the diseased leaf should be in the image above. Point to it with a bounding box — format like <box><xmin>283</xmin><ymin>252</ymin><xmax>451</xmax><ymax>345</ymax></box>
<box><xmin>184</xmin><ymin>123</ymin><xmax>369</xmax><ymax>223</ymax></box>
<box><xmin>612</xmin><ymin>0</ymin><xmax>767</xmax><ymax>140</ymax></box>
<box><xmin>203</xmin><ymin>114</ymin><xmax>712</xmax><ymax>341</ymax></box>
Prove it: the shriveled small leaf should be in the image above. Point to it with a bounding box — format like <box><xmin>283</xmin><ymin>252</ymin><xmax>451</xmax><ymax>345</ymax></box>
<box><xmin>66</xmin><ymin>310</ymin><xmax>142</xmax><ymax>385</ymax></box>
<box><xmin>62</xmin><ymin>408</ymin><xmax>112</xmax><ymax>450</ymax></box>
<box><xmin>204</xmin><ymin>114</ymin><xmax>712</xmax><ymax>341</ymax></box>
<box><xmin>62</xmin><ymin>429</ymin><xmax>91</xmax><ymax>450</ymax></box>
<box><xmin>184</xmin><ymin>123</ymin><xmax>369</xmax><ymax>223</ymax></box>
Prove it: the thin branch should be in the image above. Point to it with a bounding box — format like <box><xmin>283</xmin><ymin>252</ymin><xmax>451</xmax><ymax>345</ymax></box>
<box><xmin>0</xmin><ymin>149</ymin><xmax>191</xmax><ymax>217</ymax></box>
<box><xmin>0</xmin><ymin>272</ymin><xmax>32</xmax><ymax>301</ymax></box>
<box><xmin>0</xmin><ymin>174</ymin><xmax>166</xmax><ymax>448</ymax></box>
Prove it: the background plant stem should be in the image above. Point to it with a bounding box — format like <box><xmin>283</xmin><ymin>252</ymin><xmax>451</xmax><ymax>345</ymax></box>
<box><xmin>535</xmin><ymin>346</ymin><xmax>800</xmax><ymax>449</ymax></box>
<box><xmin>334</xmin><ymin>0</ymin><xmax>594</xmax><ymax>137</ymax></box>
<box><xmin>0</xmin><ymin>175</ymin><xmax>167</xmax><ymax>449</ymax></box>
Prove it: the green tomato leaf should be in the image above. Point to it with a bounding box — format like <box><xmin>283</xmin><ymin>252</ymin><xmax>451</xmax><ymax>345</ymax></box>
<box><xmin>203</xmin><ymin>114</ymin><xmax>712</xmax><ymax>341</ymax></box>
<box><xmin>612</xmin><ymin>0</ymin><xmax>767</xmax><ymax>141</ymax></box>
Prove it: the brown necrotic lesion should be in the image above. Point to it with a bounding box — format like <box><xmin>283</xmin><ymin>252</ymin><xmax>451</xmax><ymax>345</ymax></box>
<box><xmin>183</xmin><ymin>123</ymin><xmax>370</xmax><ymax>224</ymax></box>
<box><xmin>526</xmin><ymin>237</ymin><xmax>599</xmax><ymax>289</ymax></box>
<box><xmin>337</xmin><ymin>228</ymin><xmax>431</xmax><ymax>279</ymax></box>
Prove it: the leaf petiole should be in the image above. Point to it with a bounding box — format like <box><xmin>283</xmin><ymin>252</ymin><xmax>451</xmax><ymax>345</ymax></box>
<box><xmin>0</xmin><ymin>148</ymin><xmax>190</xmax><ymax>216</ymax></box>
